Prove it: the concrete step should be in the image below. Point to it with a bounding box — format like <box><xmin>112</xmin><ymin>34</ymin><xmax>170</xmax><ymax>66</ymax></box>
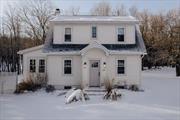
<box><xmin>85</xmin><ymin>87</ymin><xmax>106</xmax><ymax>92</ymax></box>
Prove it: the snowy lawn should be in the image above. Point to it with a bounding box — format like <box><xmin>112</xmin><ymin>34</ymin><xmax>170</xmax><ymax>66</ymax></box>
<box><xmin>0</xmin><ymin>67</ymin><xmax>180</xmax><ymax>120</ymax></box>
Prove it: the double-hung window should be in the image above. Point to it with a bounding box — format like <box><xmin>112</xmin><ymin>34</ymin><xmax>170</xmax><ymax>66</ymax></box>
<box><xmin>117</xmin><ymin>60</ymin><xmax>125</xmax><ymax>74</ymax></box>
<box><xmin>30</xmin><ymin>59</ymin><xmax>36</xmax><ymax>73</ymax></box>
<box><xmin>64</xmin><ymin>60</ymin><xmax>72</xmax><ymax>74</ymax></box>
<box><xmin>118</xmin><ymin>28</ymin><xmax>124</xmax><ymax>42</ymax></box>
<box><xmin>92</xmin><ymin>26</ymin><xmax>97</xmax><ymax>38</ymax></box>
<box><xmin>39</xmin><ymin>59</ymin><xmax>45</xmax><ymax>73</ymax></box>
<box><xmin>65</xmin><ymin>28</ymin><xmax>71</xmax><ymax>42</ymax></box>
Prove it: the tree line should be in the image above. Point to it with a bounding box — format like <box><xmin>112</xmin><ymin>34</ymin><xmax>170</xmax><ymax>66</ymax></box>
<box><xmin>0</xmin><ymin>1</ymin><xmax>179</xmax><ymax>72</ymax></box>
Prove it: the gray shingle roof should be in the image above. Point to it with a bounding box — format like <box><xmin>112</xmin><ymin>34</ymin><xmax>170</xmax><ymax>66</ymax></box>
<box><xmin>43</xmin><ymin>25</ymin><xmax>146</xmax><ymax>54</ymax></box>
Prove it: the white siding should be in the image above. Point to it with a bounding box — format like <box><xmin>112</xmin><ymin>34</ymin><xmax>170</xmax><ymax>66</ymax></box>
<box><xmin>107</xmin><ymin>55</ymin><xmax>141</xmax><ymax>85</ymax></box>
<box><xmin>81</xmin><ymin>48</ymin><xmax>141</xmax><ymax>87</ymax></box>
<box><xmin>47</xmin><ymin>55</ymin><xmax>82</xmax><ymax>88</ymax></box>
<box><xmin>23</xmin><ymin>49</ymin><xmax>46</xmax><ymax>79</ymax></box>
<box><xmin>22</xmin><ymin>48</ymin><xmax>142</xmax><ymax>87</ymax></box>
<box><xmin>53</xmin><ymin>23</ymin><xmax>135</xmax><ymax>44</ymax></box>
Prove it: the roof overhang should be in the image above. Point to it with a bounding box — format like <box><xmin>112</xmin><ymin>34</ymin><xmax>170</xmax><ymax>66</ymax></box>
<box><xmin>17</xmin><ymin>45</ymin><xmax>44</xmax><ymax>55</ymax></box>
<box><xmin>80</xmin><ymin>41</ymin><xmax>110</xmax><ymax>56</ymax></box>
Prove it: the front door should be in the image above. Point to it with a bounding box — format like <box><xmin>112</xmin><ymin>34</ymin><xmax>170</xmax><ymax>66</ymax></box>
<box><xmin>89</xmin><ymin>60</ymin><xmax>100</xmax><ymax>87</ymax></box>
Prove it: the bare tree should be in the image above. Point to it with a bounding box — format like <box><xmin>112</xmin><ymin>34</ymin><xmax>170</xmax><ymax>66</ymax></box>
<box><xmin>129</xmin><ymin>5</ymin><xmax>139</xmax><ymax>17</ymax></box>
<box><xmin>65</xmin><ymin>6</ymin><xmax>80</xmax><ymax>15</ymax></box>
<box><xmin>19</xmin><ymin>0</ymin><xmax>54</xmax><ymax>45</ymax></box>
<box><xmin>2</xmin><ymin>5</ymin><xmax>21</xmax><ymax>72</ymax></box>
<box><xmin>112</xmin><ymin>4</ymin><xmax>128</xmax><ymax>16</ymax></box>
<box><xmin>91</xmin><ymin>1</ymin><xmax>112</xmax><ymax>16</ymax></box>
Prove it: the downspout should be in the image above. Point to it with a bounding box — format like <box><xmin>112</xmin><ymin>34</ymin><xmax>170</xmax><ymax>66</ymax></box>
<box><xmin>139</xmin><ymin>53</ymin><xmax>146</xmax><ymax>89</ymax></box>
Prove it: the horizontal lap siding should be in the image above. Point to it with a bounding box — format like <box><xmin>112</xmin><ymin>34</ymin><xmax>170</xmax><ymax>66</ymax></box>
<box><xmin>53</xmin><ymin>24</ymin><xmax>135</xmax><ymax>44</ymax></box>
<box><xmin>107</xmin><ymin>55</ymin><xmax>141</xmax><ymax>85</ymax></box>
<box><xmin>23</xmin><ymin>49</ymin><xmax>46</xmax><ymax>79</ymax></box>
<box><xmin>47</xmin><ymin>55</ymin><xmax>82</xmax><ymax>86</ymax></box>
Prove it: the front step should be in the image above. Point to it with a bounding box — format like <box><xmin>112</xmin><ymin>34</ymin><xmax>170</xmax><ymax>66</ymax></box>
<box><xmin>84</xmin><ymin>87</ymin><xmax>106</xmax><ymax>96</ymax></box>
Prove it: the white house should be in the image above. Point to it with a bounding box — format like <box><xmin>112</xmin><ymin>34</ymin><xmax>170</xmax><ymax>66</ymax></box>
<box><xmin>17</xmin><ymin>13</ymin><xmax>146</xmax><ymax>89</ymax></box>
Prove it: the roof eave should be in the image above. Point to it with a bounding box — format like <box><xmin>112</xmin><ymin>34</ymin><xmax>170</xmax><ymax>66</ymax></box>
<box><xmin>17</xmin><ymin>45</ymin><xmax>44</xmax><ymax>55</ymax></box>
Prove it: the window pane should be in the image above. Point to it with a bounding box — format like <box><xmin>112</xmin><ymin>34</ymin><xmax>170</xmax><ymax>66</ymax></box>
<box><xmin>30</xmin><ymin>59</ymin><xmax>36</xmax><ymax>73</ymax></box>
<box><xmin>64</xmin><ymin>67</ymin><xmax>71</xmax><ymax>74</ymax></box>
<box><xmin>92</xmin><ymin>26</ymin><xmax>97</xmax><ymax>38</ymax></box>
<box><xmin>65</xmin><ymin>28</ymin><xmax>71</xmax><ymax>34</ymax></box>
<box><xmin>118</xmin><ymin>60</ymin><xmax>124</xmax><ymax>67</ymax></box>
<box><xmin>39</xmin><ymin>59</ymin><xmax>45</xmax><ymax>66</ymax></box>
<box><xmin>117</xmin><ymin>67</ymin><xmax>125</xmax><ymax>74</ymax></box>
<box><xmin>118</xmin><ymin>28</ymin><xmax>124</xmax><ymax>35</ymax></box>
<box><xmin>91</xmin><ymin>62</ymin><xmax>98</xmax><ymax>68</ymax></box>
<box><xmin>39</xmin><ymin>59</ymin><xmax>45</xmax><ymax>73</ymax></box>
<box><xmin>64</xmin><ymin>60</ymin><xmax>72</xmax><ymax>74</ymax></box>
<box><xmin>118</xmin><ymin>35</ymin><xmax>124</xmax><ymax>41</ymax></box>
<box><xmin>117</xmin><ymin>60</ymin><xmax>125</xmax><ymax>74</ymax></box>
<box><xmin>65</xmin><ymin>35</ymin><xmax>71</xmax><ymax>42</ymax></box>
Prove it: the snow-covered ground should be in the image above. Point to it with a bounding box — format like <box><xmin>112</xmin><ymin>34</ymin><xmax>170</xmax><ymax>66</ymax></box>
<box><xmin>0</xmin><ymin>67</ymin><xmax>180</xmax><ymax>120</ymax></box>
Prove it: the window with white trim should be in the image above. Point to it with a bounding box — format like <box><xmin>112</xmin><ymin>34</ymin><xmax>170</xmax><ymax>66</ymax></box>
<box><xmin>117</xmin><ymin>28</ymin><xmax>124</xmax><ymax>42</ymax></box>
<box><xmin>117</xmin><ymin>60</ymin><xmax>125</xmax><ymax>74</ymax></box>
<box><xmin>64</xmin><ymin>28</ymin><xmax>71</xmax><ymax>42</ymax></box>
<box><xmin>39</xmin><ymin>59</ymin><xmax>45</xmax><ymax>73</ymax></box>
<box><xmin>64</xmin><ymin>60</ymin><xmax>72</xmax><ymax>74</ymax></box>
<box><xmin>92</xmin><ymin>26</ymin><xmax>97</xmax><ymax>38</ymax></box>
<box><xmin>30</xmin><ymin>59</ymin><xmax>36</xmax><ymax>73</ymax></box>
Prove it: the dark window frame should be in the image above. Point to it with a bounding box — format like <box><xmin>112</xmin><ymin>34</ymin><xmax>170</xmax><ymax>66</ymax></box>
<box><xmin>30</xmin><ymin>59</ymin><xmax>36</xmax><ymax>73</ymax></box>
<box><xmin>64</xmin><ymin>28</ymin><xmax>71</xmax><ymax>42</ymax></box>
<box><xmin>117</xmin><ymin>28</ymin><xmax>125</xmax><ymax>42</ymax></box>
<box><xmin>117</xmin><ymin>60</ymin><xmax>125</xmax><ymax>74</ymax></box>
<box><xmin>64</xmin><ymin>60</ymin><xmax>72</xmax><ymax>75</ymax></box>
<box><xmin>92</xmin><ymin>26</ymin><xmax>97</xmax><ymax>38</ymax></box>
<box><xmin>39</xmin><ymin>59</ymin><xmax>45</xmax><ymax>73</ymax></box>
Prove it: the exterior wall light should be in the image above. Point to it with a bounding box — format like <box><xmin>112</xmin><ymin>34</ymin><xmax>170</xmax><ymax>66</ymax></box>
<box><xmin>103</xmin><ymin>62</ymin><xmax>106</xmax><ymax>68</ymax></box>
<box><xmin>83</xmin><ymin>62</ymin><xmax>87</xmax><ymax>68</ymax></box>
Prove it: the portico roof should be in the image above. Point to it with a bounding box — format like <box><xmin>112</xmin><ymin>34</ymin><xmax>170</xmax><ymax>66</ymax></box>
<box><xmin>80</xmin><ymin>41</ymin><xmax>109</xmax><ymax>56</ymax></box>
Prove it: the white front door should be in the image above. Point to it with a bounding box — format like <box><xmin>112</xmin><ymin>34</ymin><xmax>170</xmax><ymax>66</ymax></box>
<box><xmin>89</xmin><ymin>60</ymin><xmax>100</xmax><ymax>87</ymax></box>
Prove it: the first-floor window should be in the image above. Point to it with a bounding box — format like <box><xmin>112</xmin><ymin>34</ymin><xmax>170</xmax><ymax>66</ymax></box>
<box><xmin>117</xmin><ymin>60</ymin><xmax>125</xmax><ymax>74</ymax></box>
<box><xmin>30</xmin><ymin>59</ymin><xmax>36</xmax><ymax>73</ymax></box>
<box><xmin>39</xmin><ymin>59</ymin><xmax>45</xmax><ymax>73</ymax></box>
<box><xmin>64</xmin><ymin>60</ymin><xmax>72</xmax><ymax>74</ymax></box>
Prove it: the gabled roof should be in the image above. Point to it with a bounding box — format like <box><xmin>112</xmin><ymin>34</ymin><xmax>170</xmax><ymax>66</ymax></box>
<box><xmin>80</xmin><ymin>41</ymin><xmax>109</xmax><ymax>56</ymax></box>
<box><xmin>50</xmin><ymin>15</ymin><xmax>139</xmax><ymax>23</ymax></box>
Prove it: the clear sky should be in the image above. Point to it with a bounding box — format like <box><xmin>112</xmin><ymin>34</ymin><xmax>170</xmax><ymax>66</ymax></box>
<box><xmin>0</xmin><ymin>0</ymin><xmax>179</xmax><ymax>29</ymax></box>
<box><xmin>53</xmin><ymin>0</ymin><xmax>180</xmax><ymax>14</ymax></box>
<box><xmin>0</xmin><ymin>0</ymin><xmax>179</xmax><ymax>15</ymax></box>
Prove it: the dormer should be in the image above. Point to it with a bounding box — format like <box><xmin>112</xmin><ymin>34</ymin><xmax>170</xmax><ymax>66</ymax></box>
<box><xmin>49</xmin><ymin>16</ymin><xmax>139</xmax><ymax>45</ymax></box>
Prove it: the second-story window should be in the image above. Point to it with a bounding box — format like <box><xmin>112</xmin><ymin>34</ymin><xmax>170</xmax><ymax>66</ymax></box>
<box><xmin>92</xmin><ymin>26</ymin><xmax>97</xmax><ymax>38</ymax></box>
<box><xmin>118</xmin><ymin>28</ymin><xmax>124</xmax><ymax>42</ymax></box>
<box><xmin>65</xmin><ymin>28</ymin><xmax>71</xmax><ymax>42</ymax></box>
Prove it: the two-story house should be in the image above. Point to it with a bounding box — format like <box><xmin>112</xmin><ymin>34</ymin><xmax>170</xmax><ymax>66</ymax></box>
<box><xmin>18</xmin><ymin>11</ymin><xmax>146</xmax><ymax>89</ymax></box>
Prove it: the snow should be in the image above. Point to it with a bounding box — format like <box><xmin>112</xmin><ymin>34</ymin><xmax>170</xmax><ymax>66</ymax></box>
<box><xmin>51</xmin><ymin>15</ymin><xmax>139</xmax><ymax>22</ymax></box>
<box><xmin>0</xmin><ymin>67</ymin><xmax>180</xmax><ymax>120</ymax></box>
